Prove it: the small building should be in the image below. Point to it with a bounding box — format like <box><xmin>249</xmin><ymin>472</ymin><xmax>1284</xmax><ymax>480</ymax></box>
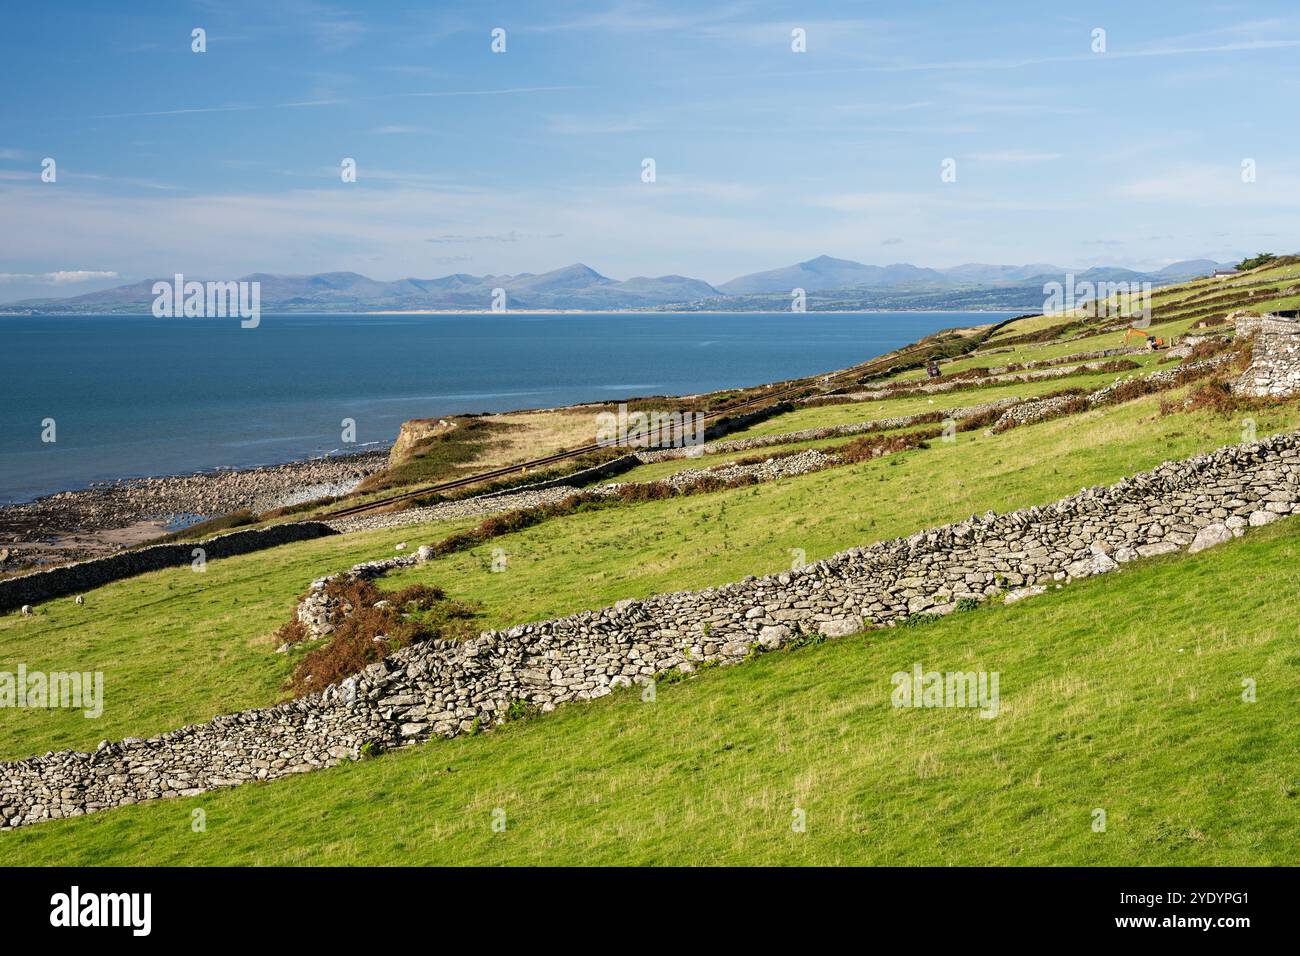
<box><xmin>1213</xmin><ymin>269</ymin><xmax>1241</xmax><ymax>279</ymax></box>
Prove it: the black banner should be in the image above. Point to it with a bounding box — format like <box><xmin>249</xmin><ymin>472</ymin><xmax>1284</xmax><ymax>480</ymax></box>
<box><xmin>0</xmin><ymin>866</ymin><xmax>1285</xmax><ymax>941</ymax></box>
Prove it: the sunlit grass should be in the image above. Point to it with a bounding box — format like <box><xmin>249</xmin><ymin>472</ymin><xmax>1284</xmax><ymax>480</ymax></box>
<box><xmin>6</xmin><ymin>517</ymin><xmax>1298</xmax><ymax>866</ymax></box>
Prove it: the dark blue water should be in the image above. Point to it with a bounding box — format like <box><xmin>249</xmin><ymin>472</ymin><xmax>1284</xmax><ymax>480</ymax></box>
<box><xmin>0</xmin><ymin>311</ymin><xmax>1011</xmax><ymax>502</ymax></box>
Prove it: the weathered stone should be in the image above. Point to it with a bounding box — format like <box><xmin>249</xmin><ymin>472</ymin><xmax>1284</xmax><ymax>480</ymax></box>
<box><xmin>818</xmin><ymin>617</ymin><xmax>863</xmax><ymax>638</ymax></box>
<box><xmin>1136</xmin><ymin>541</ymin><xmax>1181</xmax><ymax>558</ymax></box>
<box><xmin>1065</xmin><ymin>553</ymin><xmax>1118</xmax><ymax>578</ymax></box>
<box><xmin>1188</xmin><ymin>523</ymin><xmax>1233</xmax><ymax>554</ymax></box>
<box><xmin>1004</xmin><ymin>585</ymin><xmax>1047</xmax><ymax>605</ymax></box>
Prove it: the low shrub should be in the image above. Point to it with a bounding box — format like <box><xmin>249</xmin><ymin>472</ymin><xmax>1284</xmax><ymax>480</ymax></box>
<box><xmin>272</xmin><ymin>617</ymin><xmax>310</xmax><ymax>649</ymax></box>
<box><xmin>733</xmin><ymin>447</ymin><xmax>809</xmax><ymax>466</ymax></box>
<box><xmin>955</xmin><ymin>406</ymin><xmax>1007</xmax><ymax>432</ymax></box>
<box><xmin>1185</xmin><ymin>335</ymin><xmax>1237</xmax><ymax>364</ymax></box>
<box><xmin>1098</xmin><ymin>378</ymin><xmax>1161</xmax><ymax>405</ymax></box>
<box><xmin>1094</xmin><ymin>358</ymin><xmax>1142</xmax><ymax>373</ymax></box>
<box><xmin>286</xmin><ymin>577</ymin><xmax>478</xmax><ymax>697</ymax></box>
<box><xmin>1184</xmin><ymin>380</ymin><xmax>1241</xmax><ymax>415</ymax></box>
<box><xmin>833</xmin><ymin>430</ymin><xmax>935</xmax><ymax>463</ymax></box>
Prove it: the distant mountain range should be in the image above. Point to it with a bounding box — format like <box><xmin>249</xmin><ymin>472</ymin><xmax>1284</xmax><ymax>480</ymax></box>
<box><xmin>715</xmin><ymin>255</ymin><xmax>1229</xmax><ymax>294</ymax></box>
<box><xmin>0</xmin><ymin>256</ymin><xmax>1236</xmax><ymax>314</ymax></box>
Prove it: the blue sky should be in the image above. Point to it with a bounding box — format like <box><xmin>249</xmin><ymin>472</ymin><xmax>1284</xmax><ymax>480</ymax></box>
<box><xmin>1</xmin><ymin>0</ymin><xmax>1297</xmax><ymax>300</ymax></box>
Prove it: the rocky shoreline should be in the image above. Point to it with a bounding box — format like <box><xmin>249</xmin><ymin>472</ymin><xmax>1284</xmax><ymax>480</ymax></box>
<box><xmin>0</xmin><ymin>450</ymin><xmax>389</xmax><ymax>570</ymax></box>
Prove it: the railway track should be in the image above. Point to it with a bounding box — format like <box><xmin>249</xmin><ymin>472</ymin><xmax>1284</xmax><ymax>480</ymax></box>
<box><xmin>317</xmin><ymin>337</ymin><xmax>951</xmax><ymax>521</ymax></box>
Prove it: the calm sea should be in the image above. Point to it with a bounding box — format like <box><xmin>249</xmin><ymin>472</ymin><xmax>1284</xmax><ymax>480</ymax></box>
<box><xmin>0</xmin><ymin>311</ymin><xmax>1013</xmax><ymax>503</ymax></box>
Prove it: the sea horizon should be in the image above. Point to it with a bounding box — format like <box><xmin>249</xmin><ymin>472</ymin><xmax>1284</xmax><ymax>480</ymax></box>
<box><xmin>0</xmin><ymin>310</ymin><xmax>1011</xmax><ymax>503</ymax></box>
<box><xmin>0</xmin><ymin>307</ymin><xmax>1026</xmax><ymax>317</ymax></box>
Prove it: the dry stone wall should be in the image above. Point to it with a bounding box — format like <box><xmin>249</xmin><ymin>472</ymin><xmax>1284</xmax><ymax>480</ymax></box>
<box><xmin>991</xmin><ymin>356</ymin><xmax>1229</xmax><ymax>433</ymax></box>
<box><xmin>5</xmin><ymin>432</ymin><xmax>1300</xmax><ymax>829</ymax></box>
<box><xmin>813</xmin><ymin>357</ymin><xmax>1136</xmax><ymax>404</ymax></box>
<box><xmin>326</xmin><ymin>486</ymin><xmax>578</xmax><ymax>535</ymax></box>
<box><xmin>636</xmin><ymin>397</ymin><xmax>1020</xmax><ymax>463</ymax></box>
<box><xmin>987</xmin><ymin>346</ymin><xmax>1142</xmax><ymax>373</ymax></box>
<box><xmin>1235</xmin><ymin>312</ymin><xmax>1300</xmax><ymax>397</ymax></box>
<box><xmin>0</xmin><ymin>522</ymin><xmax>338</xmax><ymax>614</ymax></box>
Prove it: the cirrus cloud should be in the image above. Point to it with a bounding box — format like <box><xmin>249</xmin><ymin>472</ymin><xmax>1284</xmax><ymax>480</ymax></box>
<box><xmin>0</xmin><ymin>270</ymin><xmax>120</xmax><ymax>284</ymax></box>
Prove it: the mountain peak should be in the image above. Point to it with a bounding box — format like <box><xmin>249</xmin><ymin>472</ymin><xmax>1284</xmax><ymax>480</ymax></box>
<box><xmin>552</xmin><ymin>263</ymin><xmax>605</xmax><ymax>279</ymax></box>
<box><xmin>803</xmin><ymin>254</ymin><xmax>862</xmax><ymax>268</ymax></box>
<box><xmin>721</xmin><ymin>257</ymin><xmax>944</xmax><ymax>294</ymax></box>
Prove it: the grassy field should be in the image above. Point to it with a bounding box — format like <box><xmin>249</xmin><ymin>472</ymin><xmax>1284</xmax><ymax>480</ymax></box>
<box><xmin>721</xmin><ymin>363</ymin><xmax>1161</xmax><ymax>440</ymax></box>
<box><xmin>379</xmin><ymin>392</ymin><xmax>1300</xmax><ymax>632</ymax></box>
<box><xmin>5</xmin><ymin>382</ymin><xmax>1295</xmax><ymax>764</ymax></box>
<box><xmin>6</xmin><ymin>515</ymin><xmax>1297</xmax><ymax>866</ymax></box>
<box><xmin>0</xmin><ymin>517</ymin><xmax>479</xmax><ymax>760</ymax></box>
<box><xmin>3</xmin><ymin>264</ymin><xmax>1297</xmax><ymax>865</ymax></box>
<box><xmin>967</xmin><ymin>259</ymin><xmax>1298</xmax><ymax>363</ymax></box>
<box><xmin>927</xmin><ymin>319</ymin><xmax>1200</xmax><ymax>377</ymax></box>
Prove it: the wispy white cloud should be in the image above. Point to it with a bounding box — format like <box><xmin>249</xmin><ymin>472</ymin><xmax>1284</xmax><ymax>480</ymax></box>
<box><xmin>426</xmin><ymin>231</ymin><xmax>564</xmax><ymax>244</ymax></box>
<box><xmin>830</xmin><ymin>101</ymin><xmax>935</xmax><ymax>116</ymax></box>
<box><xmin>0</xmin><ymin>270</ymin><xmax>120</xmax><ymax>284</ymax></box>
<box><xmin>94</xmin><ymin>85</ymin><xmax>583</xmax><ymax>120</ymax></box>
<box><xmin>546</xmin><ymin>114</ymin><xmax>657</xmax><ymax>135</ymax></box>
<box><xmin>532</xmin><ymin>1</ymin><xmax>756</xmax><ymax>35</ymax></box>
<box><xmin>304</xmin><ymin>71</ymin><xmax>356</xmax><ymax>102</ymax></box>
<box><xmin>286</xmin><ymin>0</ymin><xmax>367</xmax><ymax>52</ymax></box>
<box><xmin>1118</xmin><ymin>162</ymin><xmax>1300</xmax><ymax>206</ymax></box>
<box><xmin>73</xmin><ymin>172</ymin><xmax>179</xmax><ymax>191</ymax></box>
<box><xmin>758</xmin><ymin>32</ymin><xmax>1300</xmax><ymax>76</ymax></box>
<box><xmin>901</xmin><ymin>39</ymin><xmax>1300</xmax><ymax>73</ymax></box>
<box><xmin>964</xmin><ymin>150</ymin><xmax>1064</xmax><ymax>162</ymax></box>
<box><xmin>807</xmin><ymin>189</ymin><xmax>1082</xmax><ymax>216</ymax></box>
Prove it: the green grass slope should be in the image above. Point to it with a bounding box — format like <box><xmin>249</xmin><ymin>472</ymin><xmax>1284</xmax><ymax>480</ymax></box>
<box><xmin>5</xmin><ymin>388</ymin><xmax>1297</xmax><ymax>763</ymax></box>
<box><xmin>6</xmin><ymin>516</ymin><xmax>1298</xmax><ymax>866</ymax></box>
<box><xmin>0</xmin><ymin>517</ymin><xmax>478</xmax><ymax>760</ymax></box>
<box><xmin>380</xmin><ymin>393</ymin><xmax>1300</xmax><ymax>634</ymax></box>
